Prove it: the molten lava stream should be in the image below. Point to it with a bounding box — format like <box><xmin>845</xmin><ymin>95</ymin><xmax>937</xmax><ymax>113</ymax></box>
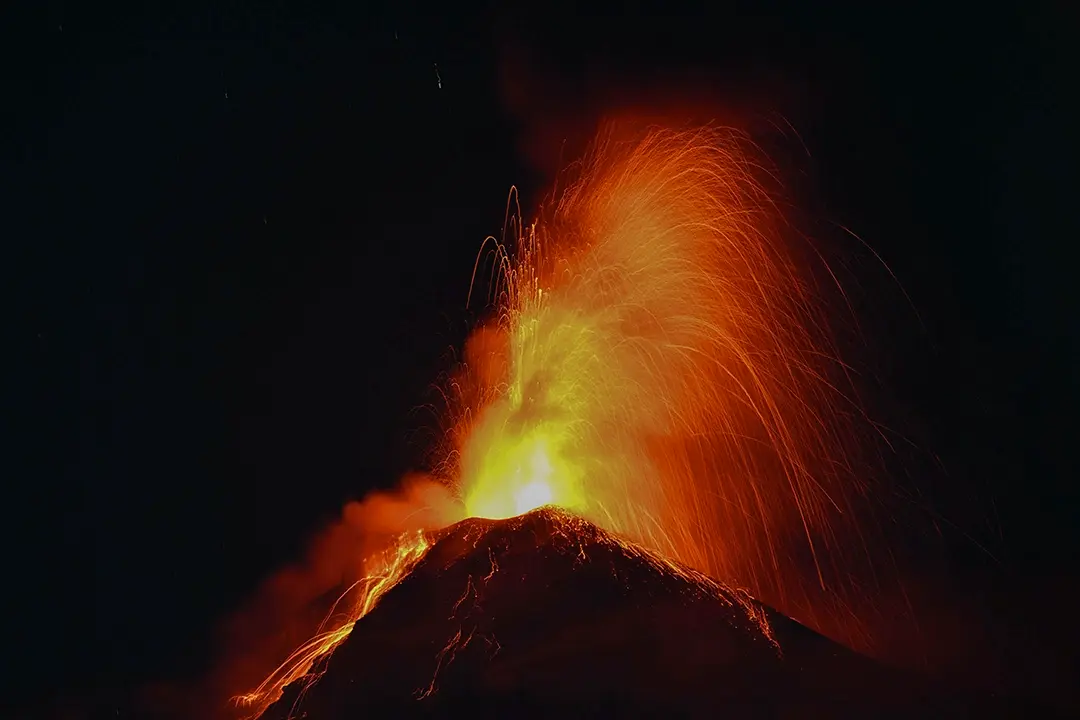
<box><xmin>236</xmin><ymin>532</ymin><xmax>430</xmax><ymax>718</ymax></box>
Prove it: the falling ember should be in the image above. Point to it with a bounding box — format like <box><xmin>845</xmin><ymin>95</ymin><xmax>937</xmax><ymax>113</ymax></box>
<box><xmin>245</xmin><ymin>122</ymin><xmax>887</xmax><ymax>716</ymax></box>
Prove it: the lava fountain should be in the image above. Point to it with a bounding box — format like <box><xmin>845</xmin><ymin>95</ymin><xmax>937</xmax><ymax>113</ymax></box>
<box><xmin>447</xmin><ymin>123</ymin><xmax>876</xmax><ymax>606</ymax></box>
<box><xmin>240</xmin><ymin>123</ymin><xmax>888</xmax><ymax>717</ymax></box>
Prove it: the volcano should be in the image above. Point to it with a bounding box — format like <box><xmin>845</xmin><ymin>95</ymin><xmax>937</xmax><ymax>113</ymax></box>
<box><xmin>256</xmin><ymin>508</ymin><xmax>996</xmax><ymax>719</ymax></box>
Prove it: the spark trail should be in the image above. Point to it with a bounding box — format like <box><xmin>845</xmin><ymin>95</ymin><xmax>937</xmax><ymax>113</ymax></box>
<box><xmin>448</xmin><ymin>123</ymin><xmax>879</xmax><ymax>628</ymax></box>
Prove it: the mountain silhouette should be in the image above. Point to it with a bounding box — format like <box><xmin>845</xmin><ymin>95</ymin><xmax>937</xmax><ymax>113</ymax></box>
<box><xmin>259</xmin><ymin>508</ymin><xmax>999</xmax><ymax>719</ymax></box>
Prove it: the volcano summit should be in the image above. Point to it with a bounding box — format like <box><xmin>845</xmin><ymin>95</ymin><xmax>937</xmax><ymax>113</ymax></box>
<box><xmin>256</xmin><ymin>508</ymin><xmax>980</xmax><ymax>719</ymax></box>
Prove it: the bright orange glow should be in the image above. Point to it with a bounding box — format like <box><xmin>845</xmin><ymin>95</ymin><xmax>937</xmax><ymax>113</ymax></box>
<box><xmin>448</xmin><ymin>123</ymin><xmax>876</xmax><ymax>640</ymax></box>
<box><xmin>244</xmin><ymin>122</ymin><xmax>884</xmax><ymax>718</ymax></box>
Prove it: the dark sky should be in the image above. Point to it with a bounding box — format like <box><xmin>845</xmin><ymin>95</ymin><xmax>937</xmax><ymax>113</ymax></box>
<box><xmin>3</xmin><ymin>0</ymin><xmax>1074</xmax><ymax>713</ymax></box>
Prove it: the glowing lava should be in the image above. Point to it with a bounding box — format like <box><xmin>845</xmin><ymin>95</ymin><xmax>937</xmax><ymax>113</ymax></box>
<box><xmin>463</xmin><ymin>433</ymin><xmax>582</xmax><ymax>519</ymax></box>
<box><xmin>244</xmin><ymin>122</ymin><xmax>884</xmax><ymax>718</ymax></box>
<box><xmin>236</xmin><ymin>531</ymin><xmax>431</xmax><ymax>718</ymax></box>
<box><xmin>448</xmin><ymin>123</ymin><xmax>874</xmax><ymax>618</ymax></box>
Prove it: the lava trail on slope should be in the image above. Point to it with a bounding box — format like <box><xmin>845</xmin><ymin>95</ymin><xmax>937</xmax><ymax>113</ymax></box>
<box><xmin>258</xmin><ymin>508</ymin><xmax>966</xmax><ymax>719</ymax></box>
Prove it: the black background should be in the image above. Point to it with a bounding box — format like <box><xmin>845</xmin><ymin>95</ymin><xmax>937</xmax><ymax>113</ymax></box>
<box><xmin>3</xmin><ymin>0</ymin><xmax>1074</xmax><ymax>713</ymax></box>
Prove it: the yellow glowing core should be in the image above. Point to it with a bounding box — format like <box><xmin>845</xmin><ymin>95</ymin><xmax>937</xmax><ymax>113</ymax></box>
<box><xmin>515</xmin><ymin>480</ymin><xmax>553</xmax><ymax>515</ymax></box>
<box><xmin>462</xmin><ymin>432</ymin><xmax>584</xmax><ymax>520</ymax></box>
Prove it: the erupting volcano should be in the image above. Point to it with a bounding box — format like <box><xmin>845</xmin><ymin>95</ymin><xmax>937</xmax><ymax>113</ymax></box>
<box><xmin>237</xmin><ymin>124</ymin><xmax>931</xmax><ymax>718</ymax></box>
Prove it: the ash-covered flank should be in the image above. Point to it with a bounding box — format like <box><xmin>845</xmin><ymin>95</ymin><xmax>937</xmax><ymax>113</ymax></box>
<box><xmin>260</xmin><ymin>508</ymin><xmax>978</xmax><ymax>719</ymax></box>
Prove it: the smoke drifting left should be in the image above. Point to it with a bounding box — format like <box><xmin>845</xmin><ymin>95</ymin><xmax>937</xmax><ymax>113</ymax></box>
<box><xmin>130</xmin><ymin>477</ymin><xmax>462</xmax><ymax>720</ymax></box>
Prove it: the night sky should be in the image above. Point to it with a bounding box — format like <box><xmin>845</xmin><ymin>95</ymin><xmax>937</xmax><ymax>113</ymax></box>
<box><xmin>4</xmin><ymin>0</ymin><xmax>1074</xmax><ymax>714</ymax></box>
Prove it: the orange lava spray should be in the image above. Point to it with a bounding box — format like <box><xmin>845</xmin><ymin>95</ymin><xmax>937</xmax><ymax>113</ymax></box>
<box><xmin>244</xmin><ymin>122</ymin><xmax>890</xmax><ymax>717</ymax></box>
<box><xmin>447</xmin><ymin>123</ymin><xmax>882</xmax><ymax>649</ymax></box>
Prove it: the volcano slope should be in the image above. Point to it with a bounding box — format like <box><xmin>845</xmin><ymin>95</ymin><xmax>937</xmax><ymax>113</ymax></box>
<box><xmin>259</xmin><ymin>508</ymin><xmax>981</xmax><ymax>719</ymax></box>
